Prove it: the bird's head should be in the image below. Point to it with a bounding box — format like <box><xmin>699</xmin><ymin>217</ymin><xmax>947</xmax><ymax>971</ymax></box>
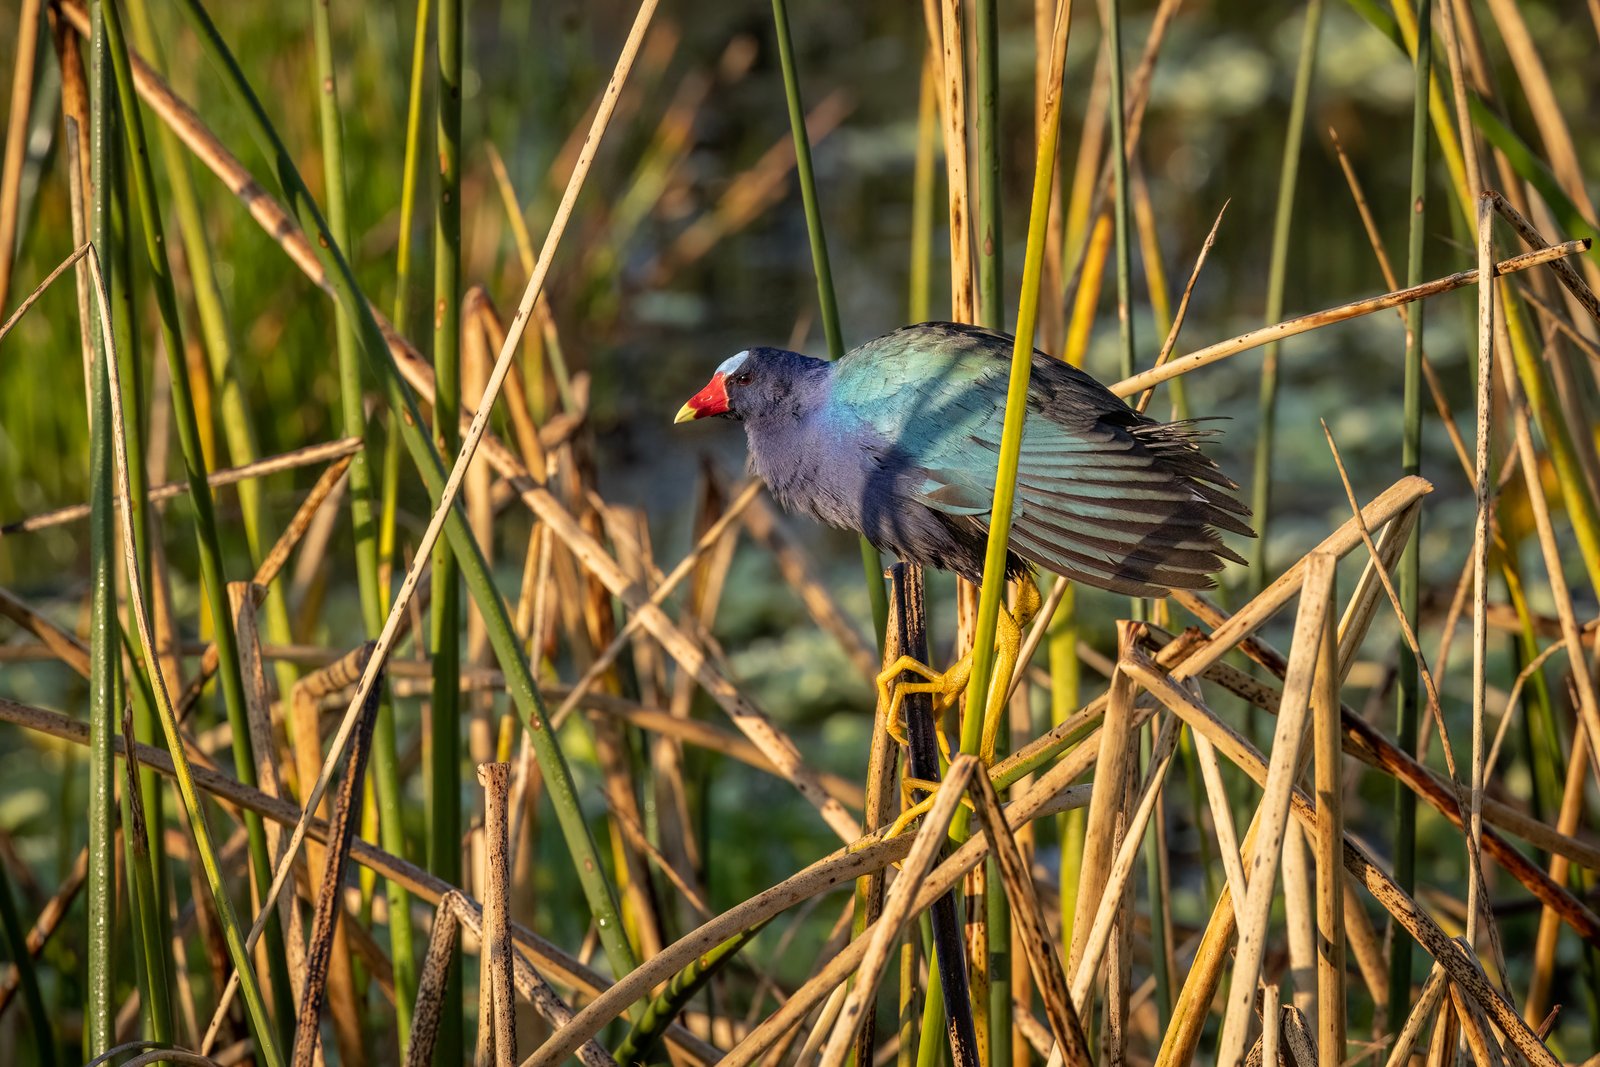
<box><xmin>674</xmin><ymin>350</ymin><xmax>755</xmax><ymax>423</ymax></box>
<box><xmin>675</xmin><ymin>348</ymin><xmax>824</xmax><ymax>426</ymax></box>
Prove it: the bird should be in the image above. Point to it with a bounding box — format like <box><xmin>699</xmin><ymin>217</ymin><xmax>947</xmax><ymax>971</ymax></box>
<box><xmin>675</xmin><ymin>320</ymin><xmax>1251</xmax><ymax>765</ymax></box>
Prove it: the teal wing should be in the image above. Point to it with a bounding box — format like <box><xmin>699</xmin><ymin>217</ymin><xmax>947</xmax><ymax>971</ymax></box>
<box><xmin>832</xmin><ymin>322</ymin><xmax>1251</xmax><ymax>595</ymax></box>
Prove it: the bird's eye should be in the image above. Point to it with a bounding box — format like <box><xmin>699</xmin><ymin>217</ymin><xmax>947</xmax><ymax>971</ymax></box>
<box><xmin>731</xmin><ymin>372</ymin><xmax>753</xmax><ymax>386</ymax></box>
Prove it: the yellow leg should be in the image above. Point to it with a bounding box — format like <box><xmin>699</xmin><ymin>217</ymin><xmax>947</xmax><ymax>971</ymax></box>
<box><xmin>883</xmin><ymin>775</ymin><xmax>974</xmax><ymax>840</ymax></box>
<box><xmin>976</xmin><ymin>572</ymin><xmax>1040</xmax><ymax>765</ymax></box>
<box><xmin>876</xmin><ymin>573</ymin><xmax>1044</xmax><ymax>837</ymax></box>
<box><xmin>875</xmin><ymin>652</ymin><xmax>971</xmax><ymax>750</ymax></box>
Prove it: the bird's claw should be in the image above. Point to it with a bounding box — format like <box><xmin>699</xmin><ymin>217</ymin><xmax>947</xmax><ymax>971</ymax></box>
<box><xmin>875</xmin><ymin>654</ymin><xmax>969</xmax><ymax>757</ymax></box>
<box><xmin>882</xmin><ymin>775</ymin><xmax>974</xmax><ymax>843</ymax></box>
<box><xmin>874</xmin><ymin>577</ymin><xmax>1042</xmax><ymax>842</ymax></box>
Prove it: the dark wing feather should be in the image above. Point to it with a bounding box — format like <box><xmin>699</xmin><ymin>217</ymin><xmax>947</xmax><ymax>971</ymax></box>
<box><xmin>833</xmin><ymin>322</ymin><xmax>1252</xmax><ymax>596</ymax></box>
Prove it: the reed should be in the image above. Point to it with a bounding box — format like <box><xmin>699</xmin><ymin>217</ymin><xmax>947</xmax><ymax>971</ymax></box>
<box><xmin>427</xmin><ymin>0</ymin><xmax>465</xmax><ymax>1057</ymax></box>
<box><xmin>1388</xmin><ymin>0</ymin><xmax>1431</xmax><ymax>1033</ymax></box>
<box><xmin>84</xmin><ymin>5</ymin><xmax>117</xmax><ymax>1054</ymax></box>
<box><xmin>770</xmin><ymin>0</ymin><xmax>889</xmax><ymax>647</ymax></box>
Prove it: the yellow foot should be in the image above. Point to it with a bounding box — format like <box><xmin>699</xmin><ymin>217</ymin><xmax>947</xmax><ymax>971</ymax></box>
<box><xmin>874</xmin><ymin>654</ymin><xmax>970</xmax><ymax>754</ymax></box>
<box><xmin>883</xmin><ymin>776</ymin><xmax>973</xmax><ymax>841</ymax></box>
<box><xmin>879</xmin><ymin>573</ymin><xmax>1046</xmax><ymax>836</ymax></box>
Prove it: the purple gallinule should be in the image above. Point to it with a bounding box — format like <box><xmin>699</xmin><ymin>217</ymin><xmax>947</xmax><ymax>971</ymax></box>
<box><xmin>677</xmin><ymin>321</ymin><xmax>1251</xmax><ymax>763</ymax></box>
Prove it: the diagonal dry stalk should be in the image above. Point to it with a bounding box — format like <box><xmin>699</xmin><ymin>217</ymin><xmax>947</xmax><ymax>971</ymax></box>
<box><xmin>49</xmin><ymin>0</ymin><xmax>861</xmax><ymax>845</ymax></box>
<box><xmin>1215</xmin><ymin>553</ymin><xmax>1337</xmax><ymax>1067</ymax></box>
<box><xmin>1</xmin><ymin>437</ymin><xmax>361</xmax><ymax>536</ymax></box>
<box><xmin>820</xmin><ymin>756</ymin><xmax>980</xmax><ymax>1067</ymax></box>
<box><xmin>1065</xmin><ymin>621</ymin><xmax>1142</xmax><ymax>977</ymax></box>
<box><xmin>0</xmin><ymin>585</ymin><xmax>91</xmax><ymax>676</ymax></box>
<box><xmin>1136</xmin><ymin>201</ymin><xmax>1229</xmax><ymax>415</ymax></box>
<box><xmin>1124</xmin><ymin>655</ymin><xmax>1557</xmax><ymax>1067</ymax></box>
<box><xmin>0</xmin><ymin>694</ymin><xmax>719</xmax><ymax>1064</ymax></box>
<box><xmin>1067</xmin><ymin>710</ymin><xmax>1181</xmax><ymax>1015</ymax></box>
<box><xmin>76</xmin><ymin>241</ymin><xmax>282</xmax><ymax>1062</ymax></box>
<box><xmin>1111</xmin><ymin>239</ymin><xmax>1590</xmax><ymax>398</ymax></box>
<box><xmin>1178</xmin><ymin>592</ymin><xmax>1600</xmax><ymax>944</ymax></box>
<box><xmin>176</xmin><ymin>453</ymin><xmax>356</xmax><ymax>721</ymax></box>
<box><xmin>224</xmin><ymin>4</ymin><xmax>665</xmax><ymax>1020</ymax></box>
<box><xmin>967</xmin><ymin>762</ymin><xmax>1089</xmax><ymax>1067</ymax></box>
<box><xmin>288</xmin><ymin>651</ymin><xmax>380</xmax><ymax>1067</ymax></box>
<box><xmin>0</xmin><ymin>242</ymin><xmax>91</xmax><ymax>345</ymax></box>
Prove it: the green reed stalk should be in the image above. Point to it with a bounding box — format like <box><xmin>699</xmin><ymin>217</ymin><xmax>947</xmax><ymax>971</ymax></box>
<box><xmin>915</xmin><ymin>942</ymin><xmax>948</xmax><ymax>1067</ymax></box>
<box><xmin>770</xmin><ymin>0</ymin><xmax>888</xmax><ymax>649</ymax></box>
<box><xmin>1249</xmin><ymin>0</ymin><xmax>1324</xmax><ymax>593</ymax></box>
<box><xmin>171</xmin><ymin>0</ymin><xmax>638</xmax><ymax>984</ymax></box>
<box><xmin>973</xmin><ymin>0</ymin><xmax>1010</xmax><ymax>1057</ymax></box>
<box><xmin>121</xmin><ymin>0</ymin><xmax>299</xmax><ymax>710</ymax></box>
<box><xmin>383</xmin><ymin>0</ymin><xmax>436</xmax><ymax>1049</ymax></box>
<box><xmin>1049</xmin><ymin>10</ymin><xmax>1088</xmax><ymax>979</ymax></box>
<box><xmin>115</xmin><ymin>647</ymin><xmax>173</xmax><ymax>1046</ymax></box>
<box><xmin>612</xmin><ymin>924</ymin><xmax>767</xmax><ymax>1065</ymax></box>
<box><xmin>395</xmin><ymin>0</ymin><xmax>433</xmax><ymax>340</ymax></box>
<box><xmin>956</xmin><ymin>48</ymin><xmax>1075</xmax><ymax>1064</ymax></box>
<box><xmin>430</xmin><ymin>0</ymin><xmax>465</xmax><ymax>1056</ymax></box>
<box><xmin>105</xmin><ymin>87</ymin><xmax>173</xmax><ymax>1044</ymax></box>
<box><xmin>310</xmin><ymin>0</ymin><xmax>420</xmax><ymax>1051</ymax></box>
<box><xmin>106</xmin><ymin>141</ymin><xmax>177</xmax><ymax>1032</ymax></box>
<box><xmin>1106</xmin><ymin>0</ymin><xmax>1134</xmax><ymax>383</ymax></box>
<box><xmin>975</xmin><ymin>0</ymin><xmax>1002</xmax><ymax>331</ymax></box>
<box><xmin>101</xmin><ymin>0</ymin><xmax>296</xmax><ymax>1036</ymax></box>
<box><xmin>1389</xmin><ymin>0</ymin><xmax>1429</xmax><ymax>1036</ymax></box>
<box><xmin>906</xmin><ymin>60</ymin><xmax>939</xmax><ymax>1064</ymax></box>
<box><xmin>85</xmin><ymin>6</ymin><xmax>116</xmax><ymax>1053</ymax></box>
<box><xmin>84</xmin><ymin>240</ymin><xmax>285</xmax><ymax>1067</ymax></box>
<box><xmin>1369</xmin><ymin>0</ymin><xmax>1600</xmax><ymax>597</ymax></box>
<box><xmin>113</xmin><ymin>4</ymin><xmax>186</xmax><ymax>969</ymax></box>
<box><xmin>897</xmin><ymin>934</ymin><xmax>919</xmax><ymax>1067</ymax></box>
<box><xmin>959</xmin><ymin>0</ymin><xmax>1071</xmax><ymax>780</ymax></box>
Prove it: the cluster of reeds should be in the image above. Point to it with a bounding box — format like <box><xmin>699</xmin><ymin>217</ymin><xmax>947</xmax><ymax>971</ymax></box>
<box><xmin>0</xmin><ymin>0</ymin><xmax>1597</xmax><ymax>1065</ymax></box>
